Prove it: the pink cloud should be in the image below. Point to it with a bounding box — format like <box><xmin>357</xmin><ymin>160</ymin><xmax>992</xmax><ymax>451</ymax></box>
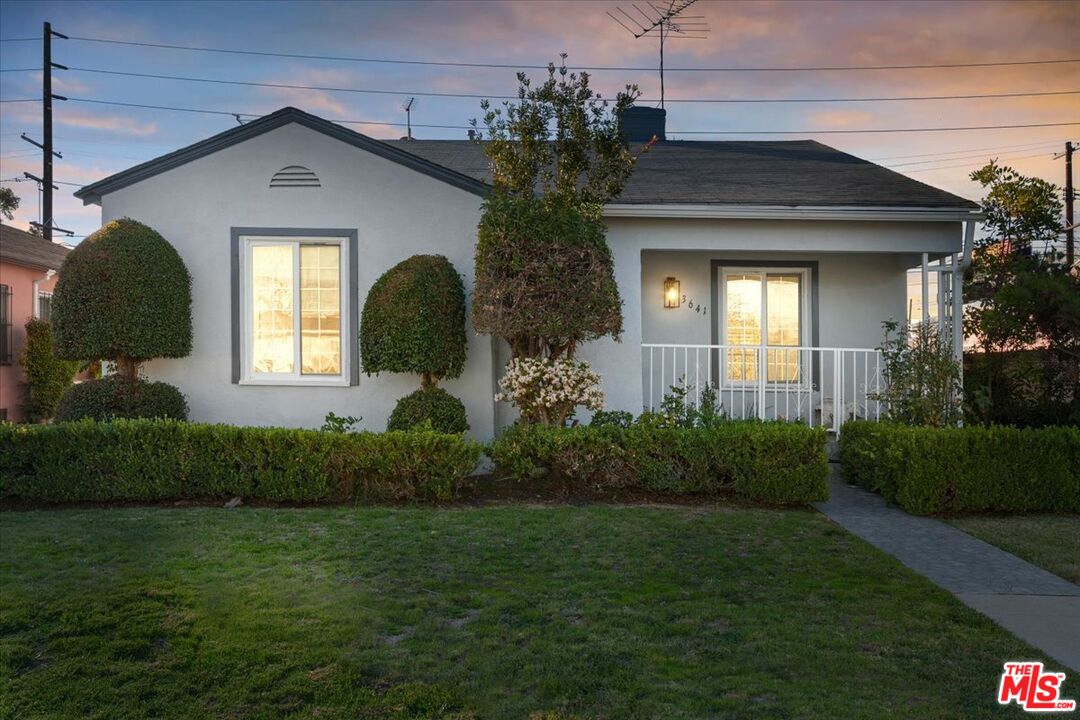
<box><xmin>57</xmin><ymin>112</ymin><xmax>158</xmax><ymax>136</ymax></box>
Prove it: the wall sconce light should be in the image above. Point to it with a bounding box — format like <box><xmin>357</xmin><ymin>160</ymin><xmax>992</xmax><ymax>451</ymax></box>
<box><xmin>664</xmin><ymin>276</ymin><xmax>680</xmax><ymax>308</ymax></box>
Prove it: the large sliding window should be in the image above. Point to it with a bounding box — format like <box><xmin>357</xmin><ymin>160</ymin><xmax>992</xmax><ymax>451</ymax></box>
<box><xmin>720</xmin><ymin>268</ymin><xmax>809</xmax><ymax>383</ymax></box>
<box><xmin>240</xmin><ymin>235</ymin><xmax>349</xmax><ymax>385</ymax></box>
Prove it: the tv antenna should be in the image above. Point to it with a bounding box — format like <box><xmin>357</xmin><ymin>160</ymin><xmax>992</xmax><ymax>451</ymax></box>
<box><xmin>607</xmin><ymin>0</ymin><xmax>710</xmax><ymax>109</ymax></box>
<box><xmin>402</xmin><ymin>97</ymin><xmax>415</xmax><ymax>140</ymax></box>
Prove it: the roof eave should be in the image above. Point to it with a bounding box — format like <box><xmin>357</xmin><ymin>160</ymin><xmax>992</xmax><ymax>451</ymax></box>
<box><xmin>603</xmin><ymin>203</ymin><xmax>984</xmax><ymax>222</ymax></box>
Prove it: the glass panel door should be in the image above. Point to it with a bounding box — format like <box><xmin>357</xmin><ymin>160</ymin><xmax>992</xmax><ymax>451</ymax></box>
<box><xmin>725</xmin><ymin>273</ymin><xmax>761</xmax><ymax>381</ymax></box>
<box><xmin>766</xmin><ymin>273</ymin><xmax>801</xmax><ymax>382</ymax></box>
<box><xmin>723</xmin><ymin>269</ymin><xmax>805</xmax><ymax>384</ymax></box>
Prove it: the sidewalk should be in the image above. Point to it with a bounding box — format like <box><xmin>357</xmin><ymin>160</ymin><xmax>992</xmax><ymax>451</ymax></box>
<box><xmin>815</xmin><ymin>469</ymin><xmax>1080</xmax><ymax>671</ymax></box>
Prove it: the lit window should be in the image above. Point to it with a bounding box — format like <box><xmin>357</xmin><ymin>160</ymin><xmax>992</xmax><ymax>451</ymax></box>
<box><xmin>241</xmin><ymin>236</ymin><xmax>348</xmax><ymax>384</ymax></box>
<box><xmin>722</xmin><ymin>269</ymin><xmax>806</xmax><ymax>383</ymax></box>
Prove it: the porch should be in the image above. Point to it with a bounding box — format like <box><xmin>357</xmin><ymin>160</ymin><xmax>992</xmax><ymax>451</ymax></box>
<box><xmin>632</xmin><ymin>244</ymin><xmax>971</xmax><ymax>432</ymax></box>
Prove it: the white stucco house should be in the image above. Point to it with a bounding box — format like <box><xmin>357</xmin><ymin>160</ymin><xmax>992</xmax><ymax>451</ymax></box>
<box><xmin>74</xmin><ymin>106</ymin><xmax>980</xmax><ymax>440</ymax></box>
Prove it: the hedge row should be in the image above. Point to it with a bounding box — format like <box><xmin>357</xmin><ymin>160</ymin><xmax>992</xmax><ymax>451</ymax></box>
<box><xmin>839</xmin><ymin>421</ymin><xmax>1080</xmax><ymax>515</ymax></box>
<box><xmin>0</xmin><ymin>420</ymin><xmax>483</xmax><ymax>503</ymax></box>
<box><xmin>489</xmin><ymin>422</ymin><xmax>829</xmax><ymax>505</ymax></box>
<box><xmin>0</xmin><ymin>420</ymin><xmax>831</xmax><ymax>506</ymax></box>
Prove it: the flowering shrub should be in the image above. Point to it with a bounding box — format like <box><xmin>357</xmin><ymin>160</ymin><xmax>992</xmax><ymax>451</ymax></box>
<box><xmin>495</xmin><ymin>358</ymin><xmax>604</xmax><ymax>426</ymax></box>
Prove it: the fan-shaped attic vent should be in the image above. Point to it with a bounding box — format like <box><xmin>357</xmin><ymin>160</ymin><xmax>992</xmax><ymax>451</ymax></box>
<box><xmin>270</xmin><ymin>165</ymin><xmax>320</xmax><ymax>188</ymax></box>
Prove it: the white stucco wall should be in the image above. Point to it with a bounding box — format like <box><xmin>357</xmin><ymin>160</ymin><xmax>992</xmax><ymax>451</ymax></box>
<box><xmin>576</xmin><ymin>217</ymin><xmax>961</xmax><ymax>417</ymax></box>
<box><xmin>99</xmin><ymin>123</ymin><xmax>495</xmax><ymax>439</ymax></box>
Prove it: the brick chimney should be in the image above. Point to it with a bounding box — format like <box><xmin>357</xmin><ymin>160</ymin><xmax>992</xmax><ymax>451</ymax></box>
<box><xmin>619</xmin><ymin>106</ymin><xmax>666</xmax><ymax>142</ymax></box>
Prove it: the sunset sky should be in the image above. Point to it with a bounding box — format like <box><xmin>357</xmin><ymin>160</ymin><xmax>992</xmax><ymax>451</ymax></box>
<box><xmin>1</xmin><ymin>0</ymin><xmax>1077</xmax><ymax>241</ymax></box>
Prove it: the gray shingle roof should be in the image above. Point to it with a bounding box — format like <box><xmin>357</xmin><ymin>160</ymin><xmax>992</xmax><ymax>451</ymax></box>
<box><xmin>0</xmin><ymin>224</ymin><xmax>70</xmax><ymax>271</ymax></box>
<box><xmin>388</xmin><ymin>139</ymin><xmax>979</xmax><ymax>209</ymax></box>
<box><xmin>73</xmin><ymin>106</ymin><xmax>977</xmax><ymax>210</ymax></box>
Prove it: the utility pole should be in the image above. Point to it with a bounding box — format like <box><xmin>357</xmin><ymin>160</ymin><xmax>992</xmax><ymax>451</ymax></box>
<box><xmin>39</xmin><ymin>22</ymin><xmax>69</xmax><ymax>241</ymax></box>
<box><xmin>1064</xmin><ymin>142</ymin><xmax>1074</xmax><ymax>268</ymax></box>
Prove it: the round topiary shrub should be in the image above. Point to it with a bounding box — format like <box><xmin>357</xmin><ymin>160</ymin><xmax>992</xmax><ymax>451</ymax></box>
<box><xmin>387</xmin><ymin>387</ymin><xmax>468</xmax><ymax>434</ymax></box>
<box><xmin>361</xmin><ymin>254</ymin><xmax>466</xmax><ymax>387</ymax></box>
<box><xmin>51</xmin><ymin>217</ymin><xmax>192</xmax><ymax>378</ymax></box>
<box><xmin>55</xmin><ymin>376</ymin><xmax>189</xmax><ymax>422</ymax></box>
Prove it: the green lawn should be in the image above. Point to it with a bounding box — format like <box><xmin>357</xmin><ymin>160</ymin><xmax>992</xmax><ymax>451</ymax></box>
<box><xmin>948</xmin><ymin>515</ymin><xmax>1080</xmax><ymax>584</ymax></box>
<box><xmin>0</xmin><ymin>505</ymin><xmax>1046</xmax><ymax>719</ymax></box>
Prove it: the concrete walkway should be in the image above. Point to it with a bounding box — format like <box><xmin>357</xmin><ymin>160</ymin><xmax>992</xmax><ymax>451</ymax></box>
<box><xmin>815</xmin><ymin>469</ymin><xmax>1080</xmax><ymax>671</ymax></box>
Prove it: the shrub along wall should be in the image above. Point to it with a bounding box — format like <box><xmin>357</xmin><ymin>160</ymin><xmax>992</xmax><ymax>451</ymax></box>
<box><xmin>489</xmin><ymin>422</ymin><xmax>829</xmax><ymax>505</ymax></box>
<box><xmin>0</xmin><ymin>420</ymin><xmax>483</xmax><ymax>503</ymax></box>
<box><xmin>839</xmin><ymin>421</ymin><xmax>1080</xmax><ymax>515</ymax></box>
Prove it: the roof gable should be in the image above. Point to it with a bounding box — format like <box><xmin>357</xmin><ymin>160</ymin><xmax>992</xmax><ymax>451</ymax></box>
<box><xmin>74</xmin><ymin>107</ymin><xmax>489</xmax><ymax>205</ymax></box>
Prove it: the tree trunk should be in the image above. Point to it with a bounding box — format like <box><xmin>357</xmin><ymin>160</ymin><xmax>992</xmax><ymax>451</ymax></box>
<box><xmin>115</xmin><ymin>356</ymin><xmax>138</xmax><ymax>381</ymax></box>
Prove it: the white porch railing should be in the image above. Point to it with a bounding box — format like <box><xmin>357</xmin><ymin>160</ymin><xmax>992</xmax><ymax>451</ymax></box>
<box><xmin>641</xmin><ymin>344</ymin><xmax>887</xmax><ymax>433</ymax></box>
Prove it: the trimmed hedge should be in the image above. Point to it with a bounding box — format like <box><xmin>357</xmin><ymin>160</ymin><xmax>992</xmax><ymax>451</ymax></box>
<box><xmin>839</xmin><ymin>421</ymin><xmax>1080</xmax><ymax>515</ymax></box>
<box><xmin>55</xmin><ymin>376</ymin><xmax>189</xmax><ymax>422</ymax></box>
<box><xmin>489</xmin><ymin>422</ymin><xmax>829</xmax><ymax>504</ymax></box>
<box><xmin>387</xmin><ymin>386</ymin><xmax>469</xmax><ymax>434</ymax></box>
<box><xmin>0</xmin><ymin>420</ymin><xmax>483</xmax><ymax>503</ymax></box>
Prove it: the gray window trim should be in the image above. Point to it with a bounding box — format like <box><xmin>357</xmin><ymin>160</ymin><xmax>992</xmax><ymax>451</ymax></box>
<box><xmin>231</xmin><ymin>227</ymin><xmax>360</xmax><ymax>386</ymax></box>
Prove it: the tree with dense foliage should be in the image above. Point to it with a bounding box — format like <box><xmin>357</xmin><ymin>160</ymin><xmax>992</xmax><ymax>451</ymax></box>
<box><xmin>0</xmin><ymin>187</ymin><xmax>19</xmax><ymax>220</ymax></box>
<box><xmin>472</xmin><ymin>59</ymin><xmax>639</xmax><ymax>361</ymax></box>
<box><xmin>361</xmin><ymin>254</ymin><xmax>469</xmax><ymax>432</ymax></box>
<box><xmin>19</xmin><ymin>319</ymin><xmax>81</xmax><ymax>422</ymax></box>
<box><xmin>361</xmin><ymin>254</ymin><xmax>467</xmax><ymax>388</ymax></box>
<box><xmin>964</xmin><ymin>162</ymin><xmax>1078</xmax><ymax>426</ymax></box>
<box><xmin>51</xmin><ymin>218</ymin><xmax>192</xmax><ymax>380</ymax></box>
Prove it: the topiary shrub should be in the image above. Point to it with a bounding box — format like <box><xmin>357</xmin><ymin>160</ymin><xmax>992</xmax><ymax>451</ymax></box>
<box><xmin>51</xmin><ymin>217</ymin><xmax>192</xmax><ymax>380</ymax></box>
<box><xmin>19</xmin><ymin>318</ymin><xmax>81</xmax><ymax>422</ymax></box>
<box><xmin>55</xmin><ymin>376</ymin><xmax>188</xmax><ymax>422</ymax></box>
<box><xmin>361</xmin><ymin>254</ymin><xmax>466</xmax><ymax>387</ymax></box>
<box><xmin>388</xmin><ymin>386</ymin><xmax>468</xmax><ymax>434</ymax></box>
<box><xmin>474</xmin><ymin>194</ymin><xmax>622</xmax><ymax>360</ymax></box>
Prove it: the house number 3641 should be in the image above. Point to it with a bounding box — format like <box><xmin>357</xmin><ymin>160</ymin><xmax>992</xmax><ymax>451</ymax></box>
<box><xmin>685</xmin><ymin>297</ymin><xmax>707</xmax><ymax>315</ymax></box>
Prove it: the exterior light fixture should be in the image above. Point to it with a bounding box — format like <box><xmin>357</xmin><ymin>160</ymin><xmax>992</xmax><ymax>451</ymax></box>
<box><xmin>664</xmin><ymin>277</ymin><xmax>680</xmax><ymax>308</ymax></box>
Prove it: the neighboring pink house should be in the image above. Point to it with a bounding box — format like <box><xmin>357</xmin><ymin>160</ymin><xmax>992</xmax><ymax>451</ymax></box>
<box><xmin>0</xmin><ymin>224</ymin><xmax>70</xmax><ymax>421</ymax></box>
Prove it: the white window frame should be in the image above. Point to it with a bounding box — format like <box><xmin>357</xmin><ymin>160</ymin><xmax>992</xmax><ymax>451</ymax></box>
<box><xmin>239</xmin><ymin>234</ymin><xmax>351</xmax><ymax>386</ymax></box>
<box><xmin>717</xmin><ymin>266</ymin><xmax>812</xmax><ymax>387</ymax></box>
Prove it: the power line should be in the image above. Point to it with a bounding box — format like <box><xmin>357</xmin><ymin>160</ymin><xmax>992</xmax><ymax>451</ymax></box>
<box><xmin>62</xmin><ymin>66</ymin><xmax>1080</xmax><ymax>104</ymax></box>
<box><xmin>0</xmin><ymin>68</ymin><xmax>41</xmax><ymax>72</ymax></box>
<box><xmin>59</xmin><ymin>34</ymin><xmax>1080</xmax><ymax>73</ymax></box>
<box><xmin>0</xmin><ymin>98</ymin><xmax>41</xmax><ymax>103</ymax></box>
<box><xmin>0</xmin><ymin>37</ymin><xmax>38</xmax><ymax>42</ymax></box>
<box><xmin>56</xmin><ymin>96</ymin><xmax>1080</xmax><ymax>135</ymax></box>
<box><xmin>63</xmin><ymin>97</ymin><xmax>473</xmax><ymax>129</ymax></box>
<box><xmin>869</xmin><ymin>139</ymin><xmax>1069</xmax><ymax>161</ymax></box>
<box><xmin>670</xmin><ymin>122</ymin><xmax>1080</xmax><ymax>135</ymax></box>
<box><xmin>886</xmin><ymin>146</ymin><xmax>1062</xmax><ymax>167</ymax></box>
<box><xmin>899</xmin><ymin>151</ymin><xmax>1054</xmax><ymax>173</ymax></box>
